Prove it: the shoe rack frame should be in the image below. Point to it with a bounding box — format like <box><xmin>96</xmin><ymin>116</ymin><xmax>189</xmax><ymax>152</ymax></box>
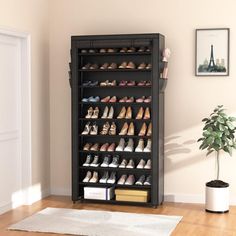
<box><xmin>70</xmin><ymin>34</ymin><xmax>166</xmax><ymax>207</ymax></box>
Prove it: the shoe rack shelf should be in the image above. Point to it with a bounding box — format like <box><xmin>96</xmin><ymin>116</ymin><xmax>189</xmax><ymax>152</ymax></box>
<box><xmin>70</xmin><ymin>34</ymin><xmax>166</xmax><ymax>207</ymax></box>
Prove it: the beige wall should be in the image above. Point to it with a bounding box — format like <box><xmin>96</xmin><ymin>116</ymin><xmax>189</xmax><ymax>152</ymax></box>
<box><xmin>48</xmin><ymin>0</ymin><xmax>236</xmax><ymax>203</ymax></box>
<box><xmin>0</xmin><ymin>0</ymin><xmax>50</xmax><ymax>197</ymax></box>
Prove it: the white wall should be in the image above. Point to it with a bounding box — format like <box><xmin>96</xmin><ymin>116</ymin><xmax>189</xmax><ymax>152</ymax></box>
<box><xmin>46</xmin><ymin>0</ymin><xmax>236</xmax><ymax>203</ymax></box>
<box><xmin>0</xmin><ymin>0</ymin><xmax>50</xmax><ymax>200</ymax></box>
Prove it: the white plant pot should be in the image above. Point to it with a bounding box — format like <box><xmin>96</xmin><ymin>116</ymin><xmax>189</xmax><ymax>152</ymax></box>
<box><xmin>205</xmin><ymin>183</ymin><xmax>229</xmax><ymax>213</ymax></box>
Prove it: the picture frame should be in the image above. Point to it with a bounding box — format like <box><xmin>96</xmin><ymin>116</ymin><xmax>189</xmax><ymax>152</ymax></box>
<box><xmin>195</xmin><ymin>28</ymin><xmax>230</xmax><ymax>76</ymax></box>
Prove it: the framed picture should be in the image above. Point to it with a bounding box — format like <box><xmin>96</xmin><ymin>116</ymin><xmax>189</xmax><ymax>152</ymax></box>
<box><xmin>195</xmin><ymin>28</ymin><xmax>230</xmax><ymax>76</ymax></box>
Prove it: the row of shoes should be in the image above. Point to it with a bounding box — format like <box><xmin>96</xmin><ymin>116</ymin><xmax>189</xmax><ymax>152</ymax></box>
<box><xmin>85</xmin><ymin>106</ymin><xmax>150</xmax><ymax>120</ymax></box>
<box><xmin>83</xmin><ymin>154</ymin><xmax>151</xmax><ymax>169</ymax></box>
<box><xmin>99</xmin><ymin>80</ymin><xmax>151</xmax><ymax>87</ymax></box>
<box><xmin>81</xmin><ymin>47</ymin><xmax>150</xmax><ymax>54</ymax></box>
<box><xmin>83</xmin><ymin>138</ymin><xmax>151</xmax><ymax>153</ymax></box>
<box><xmin>82</xmin><ymin>62</ymin><xmax>151</xmax><ymax>70</ymax></box>
<box><xmin>82</xmin><ymin>96</ymin><xmax>151</xmax><ymax>103</ymax></box>
<box><xmin>83</xmin><ymin>171</ymin><xmax>151</xmax><ymax>186</ymax></box>
<box><xmin>82</xmin><ymin>121</ymin><xmax>152</xmax><ymax>137</ymax></box>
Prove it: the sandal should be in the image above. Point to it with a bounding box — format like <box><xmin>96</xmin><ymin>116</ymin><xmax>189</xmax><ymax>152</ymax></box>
<box><xmin>91</xmin><ymin>107</ymin><xmax>99</xmax><ymax>119</ymax></box>
<box><xmin>100</xmin><ymin>122</ymin><xmax>110</xmax><ymax>135</ymax></box>
<box><xmin>85</xmin><ymin>107</ymin><xmax>93</xmax><ymax>118</ymax></box>
<box><xmin>109</xmin><ymin>122</ymin><xmax>117</xmax><ymax>135</ymax></box>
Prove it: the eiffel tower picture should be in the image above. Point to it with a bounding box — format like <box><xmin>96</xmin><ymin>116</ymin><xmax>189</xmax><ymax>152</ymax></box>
<box><xmin>207</xmin><ymin>45</ymin><xmax>216</xmax><ymax>71</ymax></box>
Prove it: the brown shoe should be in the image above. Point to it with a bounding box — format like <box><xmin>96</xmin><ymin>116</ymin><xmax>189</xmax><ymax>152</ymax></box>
<box><xmin>126</xmin><ymin>61</ymin><xmax>136</xmax><ymax>69</ymax></box>
<box><xmin>109</xmin><ymin>96</ymin><xmax>117</xmax><ymax>103</ymax></box>
<box><xmin>100</xmin><ymin>63</ymin><xmax>109</xmax><ymax>69</ymax></box>
<box><xmin>125</xmin><ymin>106</ymin><xmax>132</xmax><ymax>119</ymax></box>
<box><xmin>108</xmin><ymin>62</ymin><xmax>117</xmax><ymax>69</ymax></box>
<box><xmin>138</xmin><ymin>62</ymin><xmax>146</xmax><ymax>70</ymax></box>
<box><xmin>117</xmin><ymin>107</ymin><xmax>126</xmax><ymax>119</ymax></box>
<box><xmin>136</xmin><ymin>107</ymin><xmax>144</xmax><ymax>119</ymax></box>
<box><xmin>101</xmin><ymin>96</ymin><xmax>111</xmax><ymax>103</ymax></box>
<box><xmin>119</xmin><ymin>61</ymin><xmax>128</xmax><ymax>69</ymax></box>
<box><xmin>119</xmin><ymin>122</ymin><xmax>129</xmax><ymax>135</ymax></box>
<box><xmin>127</xmin><ymin>122</ymin><xmax>135</xmax><ymax>136</ymax></box>
<box><xmin>107</xmin><ymin>143</ymin><xmax>116</xmax><ymax>152</ymax></box>
<box><xmin>82</xmin><ymin>63</ymin><xmax>91</xmax><ymax>70</ymax></box>
<box><xmin>89</xmin><ymin>64</ymin><xmax>99</xmax><ymax>69</ymax></box>
<box><xmin>147</xmin><ymin>123</ymin><xmax>152</xmax><ymax>136</ymax></box>
<box><xmin>90</xmin><ymin>143</ymin><xmax>99</xmax><ymax>151</ymax></box>
<box><xmin>138</xmin><ymin>123</ymin><xmax>147</xmax><ymax>136</ymax></box>
<box><xmin>144</xmin><ymin>107</ymin><xmax>151</xmax><ymax>120</ymax></box>
<box><xmin>83</xmin><ymin>143</ymin><xmax>92</xmax><ymax>151</ymax></box>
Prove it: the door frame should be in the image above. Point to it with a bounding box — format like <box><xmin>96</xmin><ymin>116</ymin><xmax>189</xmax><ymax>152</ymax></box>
<box><xmin>0</xmin><ymin>27</ymin><xmax>32</xmax><ymax>206</ymax></box>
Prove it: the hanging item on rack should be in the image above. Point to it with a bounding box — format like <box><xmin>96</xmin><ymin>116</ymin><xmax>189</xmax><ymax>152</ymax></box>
<box><xmin>162</xmin><ymin>48</ymin><xmax>171</xmax><ymax>79</ymax></box>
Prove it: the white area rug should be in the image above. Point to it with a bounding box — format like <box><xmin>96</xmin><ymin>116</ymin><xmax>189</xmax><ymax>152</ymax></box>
<box><xmin>9</xmin><ymin>207</ymin><xmax>182</xmax><ymax>236</ymax></box>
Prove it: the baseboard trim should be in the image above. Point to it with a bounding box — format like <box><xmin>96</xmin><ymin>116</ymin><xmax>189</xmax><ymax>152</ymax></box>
<box><xmin>0</xmin><ymin>201</ymin><xmax>12</xmax><ymax>215</ymax></box>
<box><xmin>50</xmin><ymin>188</ymin><xmax>71</xmax><ymax>196</ymax></box>
<box><xmin>164</xmin><ymin>193</ymin><xmax>236</xmax><ymax>205</ymax></box>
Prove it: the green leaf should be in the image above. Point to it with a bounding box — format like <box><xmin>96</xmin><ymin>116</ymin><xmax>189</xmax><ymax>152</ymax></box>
<box><xmin>202</xmin><ymin>118</ymin><xmax>209</xmax><ymax>122</ymax></box>
<box><xmin>219</xmin><ymin>124</ymin><xmax>225</xmax><ymax>131</ymax></box>
<box><xmin>229</xmin><ymin>117</ymin><xmax>236</xmax><ymax>122</ymax></box>
<box><xmin>206</xmin><ymin>149</ymin><xmax>214</xmax><ymax>156</ymax></box>
<box><xmin>197</xmin><ymin>138</ymin><xmax>204</xmax><ymax>142</ymax></box>
<box><xmin>217</xmin><ymin>117</ymin><xmax>225</xmax><ymax>124</ymax></box>
<box><xmin>206</xmin><ymin>136</ymin><xmax>214</xmax><ymax>145</ymax></box>
<box><xmin>226</xmin><ymin>121</ymin><xmax>235</xmax><ymax>130</ymax></box>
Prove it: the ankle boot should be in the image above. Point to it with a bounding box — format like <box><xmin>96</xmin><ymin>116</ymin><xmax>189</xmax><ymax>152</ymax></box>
<box><xmin>127</xmin><ymin>122</ymin><xmax>135</xmax><ymax>135</ymax></box>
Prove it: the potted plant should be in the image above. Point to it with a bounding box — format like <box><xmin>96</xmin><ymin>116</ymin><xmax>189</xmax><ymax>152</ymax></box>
<box><xmin>198</xmin><ymin>105</ymin><xmax>236</xmax><ymax>213</ymax></box>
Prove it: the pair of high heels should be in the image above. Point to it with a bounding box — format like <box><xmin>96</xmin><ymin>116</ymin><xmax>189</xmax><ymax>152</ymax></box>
<box><xmin>139</xmin><ymin>123</ymin><xmax>152</xmax><ymax>136</ymax></box>
<box><xmin>85</xmin><ymin>107</ymin><xmax>99</xmax><ymax>119</ymax></box>
<box><xmin>100</xmin><ymin>122</ymin><xmax>116</xmax><ymax>135</ymax></box>
<box><xmin>136</xmin><ymin>96</ymin><xmax>151</xmax><ymax>103</ymax></box>
<box><xmin>101</xmin><ymin>106</ymin><xmax>114</xmax><ymax>119</ymax></box>
<box><xmin>119</xmin><ymin>97</ymin><xmax>134</xmax><ymax>103</ymax></box>
<box><xmin>82</xmin><ymin>122</ymin><xmax>98</xmax><ymax>135</ymax></box>
<box><xmin>100</xmin><ymin>80</ymin><xmax>116</xmax><ymax>86</ymax></box>
<box><xmin>101</xmin><ymin>96</ymin><xmax>117</xmax><ymax>103</ymax></box>
<box><xmin>119</xmin><ymin>122</ymin><xmax>134</xmax><ymax>136</ymax></box>
<box><xmin>138</xmin><ymin>63</ymin><xmax>152</xmax><ymax>70</ymax></box>
<box><xmin>136</xmin><ymin>107</ymin><xmax>150</xmax><ymax>119</ymax></box>
<box><xmin>117</xmin><ymin>107</ymin><xmax>132</xmax><ymax>119</ymax></box>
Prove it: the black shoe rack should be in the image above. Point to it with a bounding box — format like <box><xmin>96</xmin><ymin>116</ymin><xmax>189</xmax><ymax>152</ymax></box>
<box><xmin>70</xmin><ymin>34</ymin><xmax>166</xmax><ymax>207</ymax></box>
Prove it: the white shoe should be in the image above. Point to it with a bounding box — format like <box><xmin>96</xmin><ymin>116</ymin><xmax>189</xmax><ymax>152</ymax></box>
<box><xmin>107</xmin><ymin>106</ymin><xmax>114</xmax><ymax>119</ymax></box>
<box><xmin>101</xmin><ymin>106</ymin><xmax>109</xmax><ymax>118</ymax></box>
<box><xmin>89</xmin><ymin>171</ymin><xmax>98</xmax><ymax>183</ymax></box>
<box><xmin>126</xmin><ymin>159</ymin><xmax>135</xmax><ymax>168</ymax></box>
<box><xmin>119</xmin><ymin>159</ymin><xmax>127</xmax><ymax>168</ymax></box>
<box><xmin>83</xmin><ymin>171</ymin><xmax>92</xmax><ymax>182</ymax></box>
<box><xmin>115</xmin><ymin>138</ymin><xmax>125</xmax><ymax>151</ymax></box>
<box><xmin>144</xmin><ymin>159</ymin><xmax>151</xmax><ymax>169</ymax></box>
<box><xmin>136</xmin><ymin>159</ymin><xmax>145</xmax><ymax>169</ymax></box>
<box><xmin>135</xmin><ymin>139</ymin><xmax>144</xmax><ymax>152</ymax></box>
<box><xmin>124</xmin><ymin>138</ymin><xmax>134</xmax><ymax>152</ymax></box>
<box><xmin>144</xmin><ymin>139</ymin><xmax>151</xmax><ymax>152</ymax></box>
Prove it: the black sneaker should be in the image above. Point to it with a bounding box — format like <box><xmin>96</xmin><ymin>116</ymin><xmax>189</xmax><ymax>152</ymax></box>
<box><xmin>144</xmin><ymin>175</ymin><xmax>151</xmax><ymax>185</ymax></box>
<box><xmin>109</xmin><ymin>155</ymin><xmax>120</xmax><ymax>168</ymax></box>
<box><xmin>90</xmin><ymin>155</ymin><xmax>100</xmax><ymax>167</ymax></box>
<box><xmin>101</xmin><ymin>155</ymin><xmax>111</xmax><ymax>167</ymax></box>
<box><xmin>107</xmin><ymin>171</ymin><xmax>116</xmax><ymax>184</ymax></box>
<box><xmin>135</xmin><ymin>175</ymin><xmax>145</xmax><ymax>185</ymax></box>
<box><xmin>99</xmin><ymin>171</ymin><xmax>109</xmax><ymax>183</ymax></box>
<box><xmin>83</xmin><ymin>154</ymin><xmax>92</xmax><ymax>166</ymax></box>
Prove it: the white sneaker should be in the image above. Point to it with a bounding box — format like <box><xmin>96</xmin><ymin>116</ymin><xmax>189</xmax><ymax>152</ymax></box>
<box><xmin>135</xmin><ymin>139</ymin><xmax>144</xmax><ymax>152</ymax></box>
<box><xmin>124</xmin><ymin>138</ymin><xmax>134</xmax><ymax>152</ymax></box>
<box><xmin>115</xmin><ymin>138</ymin><xmax>125</xmax><ymax>151</ymax></box>
<box><xmin>126</xmin><ymin>159</ymin><xmax>135</xmax><ymax>169</ymax></box>
<box><xmin>136</xmin><ymin>159</ymin><xmax>145</xmax><ymax>169</ymax></box>
<box><xmin>144</xmin><ymin>139</ymin><xmax>151</xmax><ymax>152</ymax></box>
<box><xmin>89</xmin><ymin>171</ymin><xmax>98</xmax><ymax>183</ymax></box>
<box><xmin>144</xmin><ymin>159</ymin><xmax>151</xmax><ymax>169</ymax></box>
<box><xmin>83</xmin><ymin>171</ymin><xmax>92</xmax><ymax>182</ymax></box>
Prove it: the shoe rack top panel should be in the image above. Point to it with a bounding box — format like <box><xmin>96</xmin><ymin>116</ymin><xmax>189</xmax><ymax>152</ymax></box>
<box><xmin>72</xmin><ymin>33</ymin><xmax>164</xmax><ymax>49</ymax></box>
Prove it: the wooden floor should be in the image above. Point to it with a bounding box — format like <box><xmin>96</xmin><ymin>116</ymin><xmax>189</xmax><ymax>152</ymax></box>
<box><xmin>1</xmin><ymin>196</ymin><xmax>236</xmax><ymax>236</ymax></box>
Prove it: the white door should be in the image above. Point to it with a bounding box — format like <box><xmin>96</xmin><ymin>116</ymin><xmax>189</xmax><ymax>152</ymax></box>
<box><xmin>0</xmin><ymin>33</ymin><xmax>22</xmax><ymax>214</ymax></box>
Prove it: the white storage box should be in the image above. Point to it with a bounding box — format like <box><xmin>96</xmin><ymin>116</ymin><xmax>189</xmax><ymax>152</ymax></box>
<box><xmin>84</xmin><ymin>187</ymin><xmax>114</xmax><ymax>200</ymax></box>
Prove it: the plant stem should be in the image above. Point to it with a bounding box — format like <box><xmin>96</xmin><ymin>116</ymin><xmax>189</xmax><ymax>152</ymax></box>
<box><xmin>216</xmin><ymin>151</ymin><xmax>220</xmax><ymax>180</ymax></box>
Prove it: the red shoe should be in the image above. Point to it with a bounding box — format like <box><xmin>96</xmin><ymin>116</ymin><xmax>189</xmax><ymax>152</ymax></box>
<box><xmin>109</xmin><ymin>96</ymin><xmax>117</xmax><ymax>103</ymax></box>
<box><xmin>119</xmin><ymin>80</ymin><xmax>128</xmax><ymax>86</ymax></box>
<box><xmin>101</xmin><ymin>96</ymin><xmax>111</xmax><ymax>103</ymax></box>
<box><xmin>107</xmin><ymin>143</ymin><xmax>116</xmax><ymax>152</ymax></box>
<box><xmin>100</xmin><ymin>143</ymin><xmax>109</xmax><ymax>151</ymax></box>
<box><xmin>136</xmin><ymin>96</ymin><xmax>145</xmax><ymax>103</ymax></box>
<box><xmin>119</xmin><ymin>97</ymin><xmax>127</xmax><ymax>103</ymax></box>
